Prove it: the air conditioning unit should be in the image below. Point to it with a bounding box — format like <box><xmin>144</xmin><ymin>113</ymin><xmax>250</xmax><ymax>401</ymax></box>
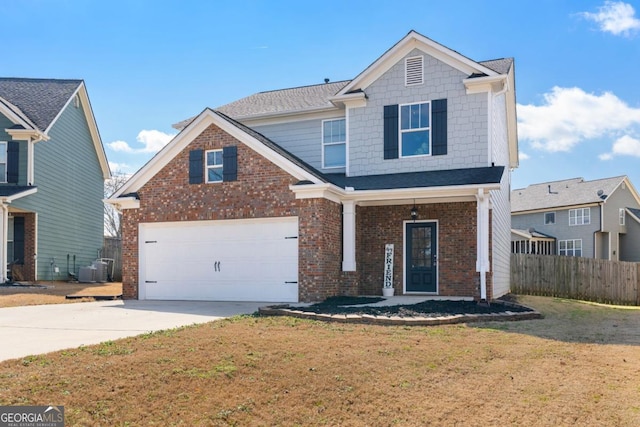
<box><xmin>78</xmin><ymin>266</ymin><xmax>96</xmax><ymax>283</ymax></box>
<box><xmin>92</xmin><ymin>260</ymin><xmax>108</xmax><ymax>283</ymax></box>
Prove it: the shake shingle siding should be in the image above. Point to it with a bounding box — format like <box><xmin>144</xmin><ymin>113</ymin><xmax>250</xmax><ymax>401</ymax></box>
<box><xmin>12</xmin><ymin>101</ymin><xmax>104</xmax><ymax>279</ymax></box>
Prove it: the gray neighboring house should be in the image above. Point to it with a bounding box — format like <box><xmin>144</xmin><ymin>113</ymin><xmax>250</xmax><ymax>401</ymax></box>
<box><xmin>0</xmin><ymin>78</ymin><xmax>110</xmax><ymax>281</ymax></box>
<box><xmin>511</xmin><ymin>176</ymin><xmax>640</xmax><ymax>261</ymax></box>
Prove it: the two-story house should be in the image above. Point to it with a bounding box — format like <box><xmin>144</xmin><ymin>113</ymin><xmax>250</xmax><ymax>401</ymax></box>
<box><xmin>0</xmin><ymin>78</ymin><xmax>110</xmax><ymax>282</ymax></box>
<box><xmin>511</xmin><ymin>176</ymin><xmax>640</xmax><ymax>261</ymax></box>
<box><xmin>108</xmin><ymin>31</ymin><xmax>518</xmax><ymax>303</ymax></box>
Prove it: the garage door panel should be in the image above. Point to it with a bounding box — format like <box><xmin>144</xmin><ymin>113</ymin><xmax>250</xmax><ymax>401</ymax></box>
<box><xmin>140</xmin><ymin>217</ymin><xmax>298</xmax><ymax>302</ymax></box>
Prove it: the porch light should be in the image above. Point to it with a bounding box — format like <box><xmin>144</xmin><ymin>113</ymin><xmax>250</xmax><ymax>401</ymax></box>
<box><xmin>410</xmin><ymin>204</ymin><xmax>418</xmax><ymax>222</ymax></box>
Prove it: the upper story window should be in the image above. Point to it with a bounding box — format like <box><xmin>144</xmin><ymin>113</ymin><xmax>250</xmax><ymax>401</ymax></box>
<box><xmin>0</xmin><ymin>142</ymin><xmax>6</xmax><ymax>183</ymax></box>
<box><xmin>559</xmin><ymin>239</ymin><xmax>582</xmax><ymax>257</ymax></box>
<box><xmin>620</xmin><ymin>208</ymin><xmax>626</xmax><ymax>226</ymax></box>
<box><xmin>569</xmin><ymin>208</ymin><xmax>590</xmax><ymax>226</ymax></box>
<box><xmin>322</xmin><ymin>119</ymin><xmax>346</xmax><ymax>168</ymax></box>
<box><xmin>205</xmin><ymin>149</ymin><xmax>223</xmax><ymax>183</ymax></box>
<box><xmin>405</xmin><ymin>56</ymin><xmax>424</xmax><ymax>86</ymax></box>
<box><xmin>544</xmin><ymin>212</ymin><xmax>555</xmax><ymax>225</ymax></box>
<box><xmin>400</xmin><ymin>102</ymin><xmax>431</xmax><ymax>157</ymax></box>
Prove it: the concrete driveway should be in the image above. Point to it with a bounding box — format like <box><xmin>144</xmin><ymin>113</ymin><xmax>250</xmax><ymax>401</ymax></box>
<box><xmin>0</xmin><ymin>300</ymin><xmax>266</xmax><ymax>362</ymax></box>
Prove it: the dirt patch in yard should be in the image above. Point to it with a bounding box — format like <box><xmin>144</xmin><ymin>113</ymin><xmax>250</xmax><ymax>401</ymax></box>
<box><xmin>0</xmin><ymin>281</ymin><xmax>122</xmax><ymax>307</ymax></box>
<box><xmin>0</xmin><ymin>295</ymin><xmax>639</xmax><ymax>426</ymax></box>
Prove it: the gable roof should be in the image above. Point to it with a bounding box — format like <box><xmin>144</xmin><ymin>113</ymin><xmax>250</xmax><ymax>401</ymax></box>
<box><xmin>113</xmin><ymin>108</ymin><xmax>326</xmax><ymax>198</ymax></box>
<box><xmin>511</xmin><ymin>176</ymin><xmax>630</xmax><ymax>212</ymax></box>
<box><xmin>0</xmin><ymin>78</ymin><xmax>110</xmax><ymax>179</ymax></box>
<box><xmin>0</xmin><ymin>78</ymin><xmax>82</xmax><ymax>131</ymax></box>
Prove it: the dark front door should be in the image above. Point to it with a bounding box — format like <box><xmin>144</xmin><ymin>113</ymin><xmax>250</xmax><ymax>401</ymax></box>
<box><xmin>406</xmin><ymin>222</ymin><xmax>437</xmax><ymax>293</ymax></box>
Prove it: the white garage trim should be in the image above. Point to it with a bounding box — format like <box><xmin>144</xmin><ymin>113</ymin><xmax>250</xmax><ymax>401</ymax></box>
<box><xmin>139</xmin><ymin>217</ymin><xmax>299</xmax><ymax>302</ymax></box>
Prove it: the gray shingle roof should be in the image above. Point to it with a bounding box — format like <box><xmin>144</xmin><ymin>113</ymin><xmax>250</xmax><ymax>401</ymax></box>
<box><xmin>511</xmin><ymin>176</ymin><xmax>626</xmax><ymax>212</ymax></box>
<box><xmin>0</xmin><ymin>78</ymin><xmax>82</xmax><ymax>131</ymax></box>
<box><xmin>478</xmin><ymin>58</ymin><xmax>513</xmax><ymax>75</ymax></box>
<box><xmin>325</xmin><ymin>166</ymin><xmax>504</xmax><ymax>191</ymax></box>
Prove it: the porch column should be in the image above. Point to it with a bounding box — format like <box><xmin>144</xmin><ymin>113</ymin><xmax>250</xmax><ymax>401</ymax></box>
<box><xmin>342</xmin><ymin>200</ymin><xmax>356</xmax><ymax>271</ymax></box>
<box><xmin>476</xmin><ymin>189</ymin><xmax>490</xmax><ymax>301</ymax></box>
<box><xmin>0</xmin><ymin>204</ymin><xmax>7</xmax><ymax>283</ymax></box>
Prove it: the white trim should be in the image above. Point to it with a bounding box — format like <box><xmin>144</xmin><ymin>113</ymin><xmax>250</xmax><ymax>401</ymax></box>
<box><xmin>0</xmin><ymin>141</ymin><xmax>6</xmax><ymax>183</ymax></box>
<box><xmin>0</xmin><ymin>97</ymin><xmax>38</xmax><ymax>131</ymax></box>
<box><xmin>336</xmin><ymin>31</ymin><xmax>498</xmax><ymax>97</ymax></box>
<box><xmin>402</xmin><ymin>219</ymin><xmax>439</xmax><ymax>295</ymax></box>
<box><xmin>476</xmin><ymin>188</ymin><xmax>490</xmax><ymax>301</ymax></box>
<box><xmin>0</xmin><ymin>187</ymin><xmax>38</xmax><ymax>203</ymax></box>
<box><xmin>33</xmin><ymin>213</ymin><xmax>38</xmax><ymax>281</ymax></box>
<box><xmin>558</xmin><ymin>238</ymin><xmax>582</xmax><ymax>257</ymax></box>
<box><xmin>321</xmin><ymin>117</ymin><xmax>346</xmax><ymax>169</ymax></box>
<box><xmin>113</xmin><ymin>109</ymin><xmax>323</xmax><ymax>199</ymax></box>
<box><xmin>487</xmin><ymin>91</ymin><xmax>493</xmax><ymax>166</ymax></box>
<box><xmin>399</xmin><ymin>101</ymin><xmax>432</xmax><ymax>158</ymax></box>
<box><xmin>345</xmin><ymin>108</ymin><xmax>351</xmax><ymax>177</ymax></box>
<box><xmin>27</xmin><ymin>141</ymin><xmax>34</xmax><ymax>185</ymax></box>
<box><xmin>204</xmin><ymin>149</ymin><xmax>223</xmax><ymax>183</ymax></box>
<box><xmin>104</xmin><ymin>196</ymin><xmax>140</xmax><ymax>211</ymax></box>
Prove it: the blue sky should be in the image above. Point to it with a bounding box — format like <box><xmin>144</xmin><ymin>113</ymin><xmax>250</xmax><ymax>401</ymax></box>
<box><xmin>4</xmin><ymin>0</ymin><xmax>640</xmax><ymax>190</ymax></box>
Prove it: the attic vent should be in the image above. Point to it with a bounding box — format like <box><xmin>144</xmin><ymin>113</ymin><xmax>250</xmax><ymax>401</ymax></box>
<box><xmin>405</xmin><ymin>56</ymin><xmax>424</xmax><ymax>86</ymax></box>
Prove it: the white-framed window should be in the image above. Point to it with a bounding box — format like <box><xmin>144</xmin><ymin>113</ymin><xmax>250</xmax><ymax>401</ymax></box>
<box><xmin>559</xmin><ymin>239</ymin><xmax>582</xmax><ymax>257</ymax></box>
<box><xmin>400</xmin><ymin>102</ymin><xmax>431</xmax><ymax>157</ymax></box>
<box><xmin>620</xmin><ymin>208</ymin><xmax>626</xmax><ymax>226</ymax></box>
<box><xmin>405</xmin><ymin>55</ymin><xmax>424</xmax><ymax>86</ymax></box>
<box><xmin>544</xmin><ymin>212</ymin><xmax>555</xmax><ymax>225</ymax></box>
<box><xmin>322</xmin><ymin>118</ymin><xmax>346</xmax><ymax>168</ymax></box>
<box><xmin>0</xmin><ymin>141</ymin><xmax>6</xmax><ymax>183</ymax></box>
<box><xmin>205</xmin><ymin>149</ymin><xmax>223</xmax><ymax>183</ymax></box>
<box><xmin>569</xmin><ymin>208</ymin><xmax>590</xmax><ymax>226</ymax></box>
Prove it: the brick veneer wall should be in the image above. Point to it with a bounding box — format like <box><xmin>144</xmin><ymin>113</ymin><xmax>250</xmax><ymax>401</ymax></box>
<box><xmin>120</xmin><ymin>123</ymin><xmax>342</xmax><ymax>302</ymax></box>
<box><xmin>357</xmin><ymin>202</ymin><xmax>490</xmax><ymax>299</ymax></box>
<box><xmin>9</xmin><ymin>213</ymin><xmax>36</xmax><ymax>281</ymax></box>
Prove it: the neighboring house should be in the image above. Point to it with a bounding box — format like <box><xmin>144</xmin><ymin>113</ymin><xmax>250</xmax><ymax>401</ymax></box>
<box><xmin>108</xmin><ymin>30</ymin><xmax>518</xmax><ymax>303</ymax></box>
<box><xmin>0</xmin><ymin>78</ymin><xmax>110</xmax><ymax>281</ymax></box>
<box><xmin>511</xmin><ymin>176</ymin><xmax>640</xmax><ymax>261</ymax></box>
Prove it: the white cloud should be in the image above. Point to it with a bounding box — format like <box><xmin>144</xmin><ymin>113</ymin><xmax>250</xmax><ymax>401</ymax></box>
<box><xmin>581</xmin><ymin>1</ymin><xmax>640</xmax><ymax>36</ymax></box>
<box><xmin>517</xmin><ymin>86</ymin><xmax>640</xmax><ymax>152</ymax></box>
<box><xmin>106</xmin><ymin>130</ymin><xmax>176</xmax><ymax>155</ymax></box>
<box><xmin>107</xmin><ymin>140</ymin><xmax>134</xmax><ymax>153</ymax></box>
<box><xmin>136</xmin><ymin>129</ymin><xmax>175</xmax><ymax>153</ymax></box>
<box><xmin>600</xmin><ymin>135</ymin><xmax>640</xmax><ymax>159</ymax></box>
<box><xmin>518</xmin><ymin>152</ymin><xmax>530</xmax><ymax>160</ymax></box>
<box><xmin>108</xmin><ymin>161</ymin><xmax>131</xmax><ymax>172</ymax></box>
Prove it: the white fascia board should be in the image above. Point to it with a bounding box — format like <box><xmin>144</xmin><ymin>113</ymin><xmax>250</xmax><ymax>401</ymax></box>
<box><xmin>5</xmin><ymin>128</ymin><xmax>47</xmax><ymax>142</ymax></box>
<box><xmin>328</xmin><ymin>92</ymin><xmax>367</xmax><ymax>109</ymax></box>
<box><xmin>338</xmin><ymin>31</ymin><xmax>498</xmax><ymax>95</ymax></box>
<box><xmin>104</xmin><ymin>197</ymin><xmax>139</xmax><ymax>211</ymax></box>
<box><xmin>291</xmin><ymin>182</ymin><xmax>500</xmax><ymax>204</ymax></box>
<box><xmin>46</xmin><ymin>82</ymin><xmax>111</xmax><ymax>179</ymax></box>
<box><xmin>114</xmin><ymin>109</ymin><xmax>322</xmax><ymax>198</ymax></box>
<box><xmin>1</xmin><ymin>187</ymin><xmax>38</xmax><ymax>203</ymax></box>
<box><xmin>626</xmin><ymin>208</ymin><xmax>640</xmax><ymax>224</ymax></box>
<box><xmin>463</xmin><ymin>74</ymin><xmax>507</xmax><ymax>94</ymax></box>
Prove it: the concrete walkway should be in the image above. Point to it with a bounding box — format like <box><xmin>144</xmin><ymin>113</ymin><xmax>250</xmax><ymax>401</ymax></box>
<box><xmin>0</xmin><ymin>300</ymin><xmax>266</xmax><ymax>362</ymax></box>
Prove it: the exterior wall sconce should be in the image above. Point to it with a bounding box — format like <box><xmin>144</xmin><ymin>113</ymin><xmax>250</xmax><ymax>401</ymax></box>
<box><xmin>410</xmin><ymin>204</ymin><xmax>418</xmax><ymax>222</ymax></box>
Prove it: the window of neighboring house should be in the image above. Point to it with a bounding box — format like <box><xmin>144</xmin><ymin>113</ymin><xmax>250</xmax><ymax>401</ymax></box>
<box><xmin>569</xmin><ymin>208</ymin><xmax>590</xmax><ymax>226</ymax></box>
<box><xmin>400</xmin><ymin>102</ymin><xmax>431</xmax><ymax>157</ymax></box>
<box><xmin>559</xmin><ymin>239</ymin><xmax>582</xmax><ymax>257</ymax></box>
<box><xmin>322</xmin><ymin>118</ymin><xmax>346</xmax><ymax>168</ymax></box>
<box><xmin>620</xmin><ymin>208</ymin><xmax>626</xmax><ymax>226</ymax></box>
<box><xmin>0</xmin><ymin>142</ymin><xmax>6</xmax><ymax>183</ymax></box>
<box><xmin>205</xmin><ymin>149</ymin><xmax>223</xmax><ymax>183</ymax></box>
<box><xmin>544</xmin><ymin>212</ymin><xmax>555</xmax><ymax>225</ymax></box>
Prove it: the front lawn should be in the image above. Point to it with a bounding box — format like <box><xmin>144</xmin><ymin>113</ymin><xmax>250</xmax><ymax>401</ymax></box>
<box><xmin>0</xmin><ymin>295</ymin><xmax>639</xmax><ymax>426</ymax></box>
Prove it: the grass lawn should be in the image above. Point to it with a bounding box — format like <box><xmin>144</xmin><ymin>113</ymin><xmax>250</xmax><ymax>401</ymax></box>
<box><xmin>0</xmin><ymin>282</ymin><xmax>122</xmax><ymax>307</ymax></box>
<box><xmin>0</xmin><ymin>295</ymin><xmax>639</xmax><ymax>426</ymax></box>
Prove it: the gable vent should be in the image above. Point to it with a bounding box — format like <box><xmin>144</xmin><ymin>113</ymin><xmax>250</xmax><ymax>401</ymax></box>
<box><xmin>405</xmin><ymin>56</ymin><xmax>424</xmax><ymax>86</ymax></box>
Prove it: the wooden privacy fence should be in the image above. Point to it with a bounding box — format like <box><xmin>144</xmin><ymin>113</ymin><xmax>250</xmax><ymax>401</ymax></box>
<box><xmin>100</xmin><ymin>237</ymin><xmax>122</xmax><ymax>282</ymax></box>
<box><xmin>511</xmin><ymin>254</ymin><xmax>640</xmax><ymax>306</ymax></box>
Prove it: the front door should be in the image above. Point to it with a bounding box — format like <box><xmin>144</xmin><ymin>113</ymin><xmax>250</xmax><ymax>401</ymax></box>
<box><xmin>406</xmin><ymin>222</ymin><xmax>437</xmax><ymax>293</ymax></box>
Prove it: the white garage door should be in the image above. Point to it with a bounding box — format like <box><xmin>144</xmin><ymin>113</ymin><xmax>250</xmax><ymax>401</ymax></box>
<box><xmin>139</xmin><ymin>217</ymin><xmax>299</xmax><ymax>302</ymax></box>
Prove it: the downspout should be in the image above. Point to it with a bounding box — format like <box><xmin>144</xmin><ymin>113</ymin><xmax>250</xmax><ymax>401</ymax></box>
<box><xmin>476</xmin><ymin>188</ymin><xmax>490</xmax><ymax>302</ymax></box>
<box><xmin>0</xmin><ymin>203</ymin><xmax>8</xmax><ymax>283</ymax></box>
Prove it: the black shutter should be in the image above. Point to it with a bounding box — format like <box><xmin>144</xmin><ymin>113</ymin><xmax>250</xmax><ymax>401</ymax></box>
<box><xmin>432</xmin><ymin>99</ymin><xmax>447</xmax><ymax>156</ymax></box>
<box><xmin>7</xmin><ymin>141</ymin><xmax>19</xmax><ymax>183</ymax></box>
<box><xmin>383</xmin><ymin>104</ymin><xmax>399</xmax><ymax>159</ymax></box>
<box><xmin>222</xmin><ymin>146</ymin><xmax>238</xmax><ymax>182</ymax></box>
<box><xmin>189</xmin><ymin>149</ymin><xmax>203</xmax><ymax>184</ymax></box>
<box><xmin>13</xmin><ymin>216</ymin><xmax>25</xmax><ymax>264</ymax></box>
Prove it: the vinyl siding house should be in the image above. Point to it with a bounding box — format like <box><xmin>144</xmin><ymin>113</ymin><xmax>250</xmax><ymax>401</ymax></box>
<box><xmin>109</xmin><ymin>31</ymin><xmax>518</xmax><ymax>303</ymax></box>
<box><xmin>0</xmin><ymin>78</ymin><xmax>110</xmax><ymax>281</ymax></box>
<box><xmin>511</xmin><ymin>176</ymin><xmax>640</xmax><ymax>261</ymax></box>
